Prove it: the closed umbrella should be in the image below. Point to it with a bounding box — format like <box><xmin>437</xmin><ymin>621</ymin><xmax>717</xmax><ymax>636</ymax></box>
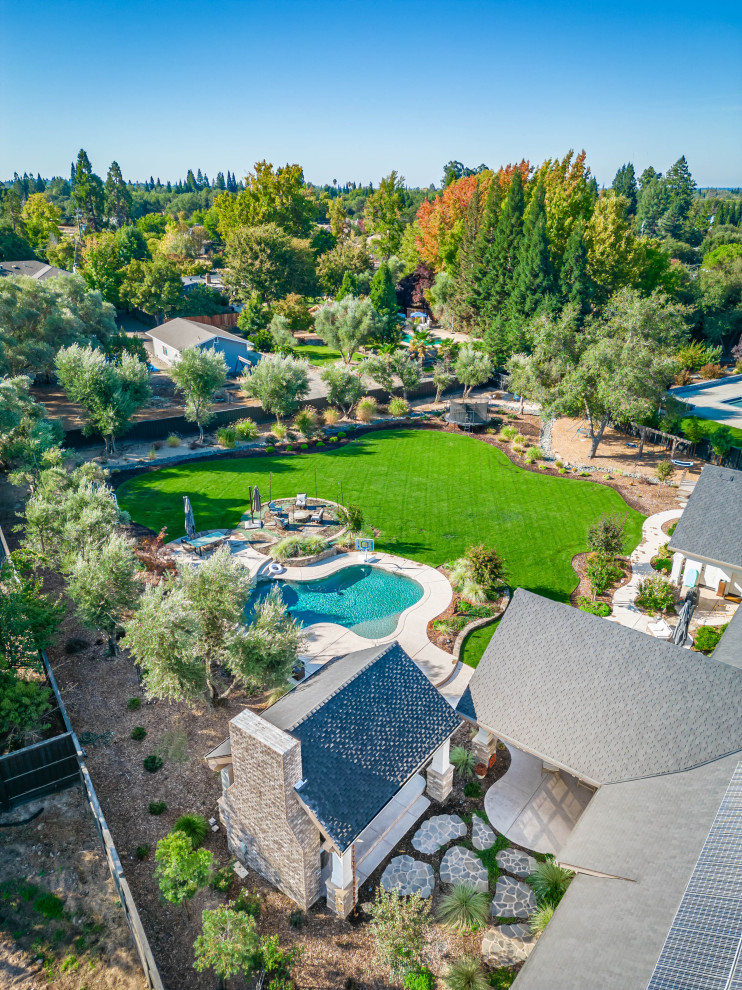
<box><xmin>673</xmin><ymin>590</ymin><xmax>697</xmax><ymax>646</ymax></box>
<box><xmin>252</xmin><ymin>486</ymin><xmax>261</xmax><ymax>519</ymax></box>
<box><xmin>183</xmin><ymin>496</ymin><xmax>196</xmax><ymax>539</ymax></box>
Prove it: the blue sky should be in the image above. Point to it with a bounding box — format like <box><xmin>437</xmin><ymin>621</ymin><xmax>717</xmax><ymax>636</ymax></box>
<box><xmin>1</xmin><ymin>0</ymin><xmax>741</xmax><ymax>188</ymax></box>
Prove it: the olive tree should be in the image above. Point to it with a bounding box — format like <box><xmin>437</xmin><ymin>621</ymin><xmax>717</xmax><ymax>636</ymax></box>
<box><xmin>363</xmin><ymin>348</ymin><xmax>422</xmax><ymax>400</ymax></box>
<box><xmin>239</xmin><ymin>352</ymin><xmax>309</xmax><ymax>422</ymax></box>
<box><xmin>67</xmin><ymin>534</ymin><xmax>141</xmax><ymax>655</ymax></box>
<box><xmin>320</xmin><ymin>363</ymin><xmax>365</xmax><ymax>416</ymax></box>
<box><xmin>432</xmin><ymin>362</ymin><xmax>454</xmax><ymax>404</ymax></box>
<box><xmin>154</xmin><ymin>830</ymin><xmax>213</xmax><ymax>918</ymax></box>
<box><xmin>314</xmin><ymin>295</ymin><xmax>383</xmax><ymax>364</ymax></box>
<box><xmin>193</xmin><ymin>904</ymin><xmax>259</xmax><ymax>988</ymax></box>
<box><xmin>454</xmin><ymin>345</ymin><xmax>494</xmax><ymax>399</ymax></box>
<box><xmin>169</xmin><ymin>346</ymin><xmax>228</xmax><ymax>442</ymax></box>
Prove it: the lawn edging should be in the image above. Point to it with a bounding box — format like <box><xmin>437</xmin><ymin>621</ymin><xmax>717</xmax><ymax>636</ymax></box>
<box><xmin>452</xmin><ymin>589</ymin><xmax>511</xmax><ymax>662</ymax></box>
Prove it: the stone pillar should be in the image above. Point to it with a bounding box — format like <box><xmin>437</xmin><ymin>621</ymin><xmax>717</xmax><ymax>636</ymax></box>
<box><xmin>426</xmin><ymin>738</ymin><xmax>454</xmax><ymax>802</ymax></box>
<box><xmin>471</xmin><ymin>727</ymin><xmax>498</xmax><ymax>766</ymax></box>
<box><xmin>325</xmin><ymin>847</ymin><xmax>355</xmax><ymax>919</ymax></box>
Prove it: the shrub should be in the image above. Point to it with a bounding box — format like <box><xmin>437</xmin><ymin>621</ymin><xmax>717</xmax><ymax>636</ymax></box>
<box><xmin>271</xmin><ymin>421</ymin><xmax>287</xmax><ymax>439</ymax></box>
<box><xmin>404</xmin><ymin>966</ymin><xmax>436</xmax><ymax>990</ymax></box>
<box><xmin>356</xmin><ymin>396</ymin><xmax>378</xmax><ymax>423</ymax></box>
<box><xmin>264</xmin><ymin>445</ymin><xmax>276</xmax><ymax>453</ymax></box>
<box><xmin>328</xmin><ymin>436</ymin><xmax>338</xmax><ymax>443</ymax></box>
<box><xmin>676</xmin><ymin>340</ymin><xmax>722</xmax><ymax>371</ymax></box>
<box><xmin>216</xmin><ymin>427</ymin><xmax>237</xmax><ymax>448</ymax></box>
<box><xmin>336</xmin><ymin>502</ymin><xmax>364</xmax><ymax>532</ymax></box>
<box><xmin>289</xmin><ymin>909</ymin><xmax>305</xmax><ymax>928</ymax></box>
<box><xmin>587</xmin><ymin>513</ymin><xmax>627</xmax><ymax>557</ymax></box>
<box><xmin>530</xmin><ymin>902</ymin><xmax>555</xmax><ymax>935</ymax></box>
<box><xmin>127</xmin><ymin>697</ymin><xmax>141</xmax><ymax>710</ymax></box>
<box><xmin>635</xmin><ymin>575</ymin><xmax>676</xmax><ymax>615</ymax></box>
<box><xmin>500</xmin><ymin>425</ymin><xmax>518</xmax><ymax>441</ymax></box>
<box><xmin>166</xmin><ymin>434</ymin><xmax>180</xmax><ymax>447</ymax></box>
<box><xmin>443</xmin><ymin>955</ymin><xmax>489</xmax><ymax>990</ymax></box>
<box><xmin>233</xmin><ymin>888</ymin><xmax>261</xmax><ymax>918</ymax></box>
<box><xmin>0</xmin><ymin>673</ymin><xmax>52</xmax><ymax>745</ymax></box>
<box><xmin>323</xmin><ymin>407</ymin><xmax>341</xmax><ymax>426</ymax></box>
<box><xmin>694</xmin><ymin>623</ymin><xmax>727</xmax><ymax>654</ymax></box>
<box><xmin>450</xmin><ymin>746</ymin><xmax>476</xmax><ymax>778</ymax></box>
<box><xmin>300</xmin><ymin>442</ymin><xmax>309</xmax><ymax>450</ymax></box>
<box><xmin>437</xmin><ymin>883</ymin><xmax>490</xmax><ymax>930</ymax></box>
<box><xmin>294</xmin><ymin>406</ymin><xmax>318</xmax><ymax>437</ymax></box>
<box><xmin>674</xmin><ymin>368</ymin><xmax>693</xmax><ymax>386</ymax></box>
<box><xmin>34</xmin><ymin>892</ymin><xmax>64</xmax><ymax>919</ymax></box>
<box><xmin>131</xmin><ymin>726</ymin><xmax>147</xmax><ymax>741</ymax></box>
<box><xmin>316</xmin><ymin>440</ymin><xmax>325</xmax><ymax>447</ymax></box>
<box><xmin>210</xmin><ymin>861</ymin><xmax>234</xmax><ymax>893</ymax></box>
<box><xmin>699</xmin><ymin>362</ymin><xmax>724</xmax><ymax>380</ymax></box>
<box><xmin>388</xmin><ymin>397</ymin><xmax>410</xmax><ymax>417</ymax></box>
<box><xmin>655</xmin><ymin>460</ymin><xmax>674</xmax><ymax>483</ymax></box>
<box><xmin>577</xmin><ymin>596</ymin><xmax>611</xmax><ymax>617</ymax></box>
<box><xmin>464</xmin><ymin>781</ymin><xmax>483</xmax><ymax>799</ymax></box>
<box><xmin>337</xmin><ymin>430</ymin><xmax>347</xmax><ymax>438</ymax></box>
<box><xmin>149</xmin><ymin>801</ymin><xmax>167</xmax><ymax>815</ymax></box>
<box><xmin>136</xmin><ymin>844</ymin><xmax>150</xmax><ymax>861</ymax></box>
<box><xmin>367</xmin><ymin>886</ymin><xmax>431</xmax><ymax>975</ymax></box>
<box><xmin>271</xmin><ymin>534</ymin><xmax>328</xmax><ymax>561</ymax></box>
<box><xmin>652</xmin><ymin>557</ymin><xmax>672</xmax><ymax>572</ymax></box>
<box><xmin>513</xmin><ymin>434</ymin><xmax>527</xmax><ymax>445</ymax></box>
<box><xmin>148</xmin><ymin>447</ymin><xmax>156</xmax><ymax>460</ymax></box>
<box><xmin>466</xmin><ymin>544</ymin><xmax>506</xmax><ymax>594</ymax></box>
<box><xmin>458</xmin><ymin>601</ymin><xmax>495</xmax><ymax>618</ymax></box>
<box><xmin>143</xmin><ymin>755</ymin><xmax>163</xmax><ymax>773</ymax></box>
<box><xmin>585</xmin><ymin>552</ymin><xmax>623</xmax><ymax>598</ymax></box>
<box><xmin>527</xmin><ymin>860</ymin><xmax>574</xmax><ymax>906</ymax></box>
<box><xmin>173</xmin><ymin>813</ymin><xmax>209</xmax><ymax>848</ymax></box>
<box><xmin>234</xmin><ymin>418</ymin><xmax>259</xmax><ymax>440</ymax></box>
<box><xmin>668</xmin><ymin>521</ymin><xmax>677</xmax><ymax>537</ymax></box>
<box><xmin>525</xmin><ymin>445</ymin><xmax>543</xmax><ymax>463</ymax></box>
<box><xmin>488</xmin><ymin>967</ymin><xmax>519</xmax><ymax>989</ymax></box>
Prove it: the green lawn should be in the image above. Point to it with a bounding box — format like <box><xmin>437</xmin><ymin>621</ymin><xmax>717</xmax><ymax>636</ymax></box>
<box><xmin>460</xmin><ymin>620</ymin><xmax>501</xmax><ymax>669</ymax></box>
<box><xmin>292</xmin><ymin>344</ymin><xmax>344</xmax><ymax>366</ymax></box>
<box><xmin>118</xmin><ymin>430</ymin><xmax>644</xmax><ymax>662</ymax></box>
<box><xmin>681</xmin><ymin>416</ymin><xmax>742</xmax><ymax>447</ymax></box>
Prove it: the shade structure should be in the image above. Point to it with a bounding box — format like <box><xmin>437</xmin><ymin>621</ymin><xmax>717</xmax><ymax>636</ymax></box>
<box><xmin>673</xmin><ymin>590</ymin><xmax>697</xmax><ymax>646</ymax></box>
<box><xmin>183</xmin><ymin>496</ymin><xmax>196</xmax><ymax>539</ymax></box>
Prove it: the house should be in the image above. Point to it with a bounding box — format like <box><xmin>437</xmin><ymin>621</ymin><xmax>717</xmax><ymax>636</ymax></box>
<box><xmin>215</xmin><ymin>642</ymin><xmax>460</xmax><ymax>917</ymax></box>
<box><xmin>0</xmin><ymin>259</ymin><xmax>73</xmax><ymax>280</ymax></box>
<box><xmin>146</xmin><ymin>318</ymin><xmax>260</xmax><ymax>374</ymax></box>
<box><xmin>458</xmin><ymin>588</ymin><xmax>742</xmax><ymax>990</ymax></box>
<box><xmin>668</xmin><ymin>464</ymin><xmax>742</xmax><ymax>598</ymax></box>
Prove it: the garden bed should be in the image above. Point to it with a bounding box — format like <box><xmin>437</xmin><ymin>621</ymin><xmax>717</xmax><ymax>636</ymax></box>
<box><xmin>427</xmin><ymin>586</ymin><xmax>507</xmax><ymax>656</ymax></box>
<box><xmin>568</xmin><ymin>552</ymin><xmax>631</xmax><ymax>611</ymax></box>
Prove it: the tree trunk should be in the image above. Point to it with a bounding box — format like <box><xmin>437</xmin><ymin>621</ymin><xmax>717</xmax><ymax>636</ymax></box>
<box><xmin>518</xmin><ymin>395</ymin><xmax>525</xmax><ymax>415</ymax></box>
<box><xmin>588</xmin><ymin>415</ymin><xmax>609</xmax><ymax>459</ymax></box>
<box><xmin>637</xmin><ymin>427</ymin><xmax>646</xmax><ymax>461</ymax></box>
<box><xmin>584</xmin><ymin>402</ymin><xmax>595</xmax><ymax>438</ymax></box>
<box><xmin>106</xmin><ymin>634</ymin><xmax>119</xmax><ymax>658</ymax></box>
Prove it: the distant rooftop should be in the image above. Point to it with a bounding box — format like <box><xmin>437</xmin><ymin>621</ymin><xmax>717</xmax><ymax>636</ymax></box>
<box><xmin>147</xmin><ymin>317</ymin><xmax>246</xmax><ymax>350</ymax></box>
<box><xmin>0</xmin><ymin>259</ymin><xmax>73</xmax><ymax>280</ymax></box>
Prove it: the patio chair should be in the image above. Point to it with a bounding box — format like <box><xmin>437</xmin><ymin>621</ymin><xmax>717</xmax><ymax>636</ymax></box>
<box><xmin>310</xmin><ymin>507</ymin><xmax>324</xmax><ymax>524</ymax></box>
<box><xmin>296</xmin><ymin>493</ymin><xmax>308</xmax><ymax>509</ymax></box>
<box><xmin>648</xmin><ymin>618</ymin><xmax>673</xmax><ymax>640</ymax></box>
<box><xmin>274</xmin><ymin>516</ymin><xmax>288</xmax><ymax>532</ymax></box>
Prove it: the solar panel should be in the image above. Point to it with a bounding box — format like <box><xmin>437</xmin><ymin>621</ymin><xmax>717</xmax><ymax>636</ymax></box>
<box><xmin>647</xmin><ymin>762</ymin><xmax>742</xmax><ymax>990</ymax></box>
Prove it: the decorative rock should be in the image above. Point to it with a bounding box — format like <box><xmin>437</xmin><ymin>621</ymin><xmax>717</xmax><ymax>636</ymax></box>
<box><xmin>481</xmin><ymin>924</ymin><xmax>536</xmax><ymax>967</ymax></box>
<box><xmin>412</xmin><ymin>815</ymin><xmax>467</xmax><ymax>854</ymax></box>
<box><xmin>439</xmin><ymin>846</ymin><xmax>488</xmax><ymax>892</ymax></box>
<box><xmin>472</xmin><ymin>816</ymin><xmax>496</xmax><ymax>851</ymax></box>
<box><xmin>496</xmin><ymin>848</ymin><xmax>538</xmax><ymax>879</ymax></box>
<box><xmin>381</xmin><ymin>856</ymin><xmax>435</xmax><ymax>897</ymax></box>
<box><xmin>490</xmin><ymin>876</ymin><xmax>537</xmax><ymax>919</ymax></box>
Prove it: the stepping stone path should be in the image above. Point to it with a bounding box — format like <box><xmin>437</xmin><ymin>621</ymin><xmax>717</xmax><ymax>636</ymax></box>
<box><xmin>490</xmin><ymin>876</ymin><xmax>537</xmax><ymax>919</ymax></box>
<box><xmin>439</xmin><ymin>846</ymin><xmax>488</xmax><ymax>892</ymax></box>
<box><xmin>496</xmin><ymin>848</ymin><xmax>538</xmax><ymax>879</ymax></box>
<box><xmin>381</xmin><ymin>856</ymin><xmax>435</xmax><ymax>897</ymax></box>
<box><xmin>481</xmin><ymin>924</ymin><xmax>536</xmax><ymax>967</ymax></box>
<box><xmin>411</xmin><ymin>815</ymin><xmax>467</xmax><ymax>854</ymax></box>
<box><xmin>472</xmin><ymin>816</ymin><xmax>496</xmax><ymax>851</ymax></box>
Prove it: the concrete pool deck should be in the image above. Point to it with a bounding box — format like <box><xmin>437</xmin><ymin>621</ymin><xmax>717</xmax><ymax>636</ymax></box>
<box><xmin>671</xmin><ymin>375</ymin><xmax>742</xmax><ymax>429</ymax></box>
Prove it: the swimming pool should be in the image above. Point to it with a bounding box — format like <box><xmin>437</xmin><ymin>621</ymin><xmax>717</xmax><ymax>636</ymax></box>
<box><xmin>246</xmin><ymin>565</ymin><xmax>424</xmax><ymax>638</ymax></box>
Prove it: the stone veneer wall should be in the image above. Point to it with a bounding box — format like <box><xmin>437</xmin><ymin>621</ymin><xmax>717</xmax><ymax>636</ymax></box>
<box><xmin>219</xmin><ymin>709</ymin><xmax>322</xmax><ymax>910</ymax></box>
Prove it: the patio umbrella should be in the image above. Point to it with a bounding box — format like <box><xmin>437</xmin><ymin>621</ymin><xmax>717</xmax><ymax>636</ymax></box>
<box><xmin>183</xmin><ymin>496</ymin><xmax>196</xmax><ymax>539</ymax></box>
<box><xmin>673</xmin><ymin>590</ymin><xmax>697</xmax><ymax>646</ymax></box>
<box><xmin>252</xmin><ymin>485</ymin><xmax>261</xmax><ymax>518</ymax></box>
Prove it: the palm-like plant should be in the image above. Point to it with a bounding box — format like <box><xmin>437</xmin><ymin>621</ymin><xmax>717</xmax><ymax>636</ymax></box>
<box><xmin>437</xmin><ymin>339</ymin><xmax>459</xmax><ymax>370</ymax></box>
<box><xmin>443</xmin><ymin>955</ymin><xmax>489</xmax><ymax>990</ymax></box>
<box><xmin>450</xmin><ymin>745</ymin><xmax>476</xmax><ymax>779</ymax></box>
<box><xmin>530</xmin><ymin>902</ymin><xmax>555</xmax><ymax>935</ymax></box>
<box><xmin>448</xmin><ymin>557</ymin><xmax>487</xmax><ymax>603</ymax></box>
<box><xmin>437</xmin><ymin>883</ymin><xmax>490</xmax><ymax>930</ymax></box>
<box><xmin>408</xmin><ymin>328</ymin><xmax>433</xmax><ymax>365</ymax></box>
<box><xmin>527</xmin><ymin>859</ymin><xmax>574</xmax><ymax>906</ymax></box>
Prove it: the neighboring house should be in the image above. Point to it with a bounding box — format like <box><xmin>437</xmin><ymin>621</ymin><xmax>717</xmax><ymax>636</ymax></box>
<box><xmin>0</xmin><ymin>259</ymin><xmax>73</xmax><ymax>280</ymax></box>
<box><xmin>146</xmin><ymin>318</ymin><xmax>260</xmax><ymax>374</ymax></box>
<box><xmin>668</xmin><ymin>464</ymin><xmax>742</xmax><ymax>598</ymax></box>
<box><xmin>213</xmin><ymin>642</ymin><xmax>460</xmax><ymax>918</ymax></box>
<box><xmin>181</xmin><ymin>272</ymin><xmax>226</xmax><ymax>294</ymax></box>
<box><xmin>458</xmin><ymin>588</ymin><xmax>742</xmax><ymax>990</ymax></box>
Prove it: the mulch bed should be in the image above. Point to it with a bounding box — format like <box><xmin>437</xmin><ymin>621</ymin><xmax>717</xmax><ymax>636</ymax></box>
<box><xmin>568</xmin><ymin>553</ymin><xmax>631</xmax><ymax>609</ymax></box>
<box><xmin>427</xmin><ymin>583</ymin><xmax>503</xmax><ymax>655</ymax></box>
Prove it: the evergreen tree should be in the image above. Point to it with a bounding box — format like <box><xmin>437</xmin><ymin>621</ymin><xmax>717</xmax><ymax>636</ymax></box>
<box><xmin>186</xmin><ymin>169</ymin><xmax>197</xmax><ymax>192</ymax></box>
<box><xmin>480</xmin><ymin>170</ymin><xmax>525</xmax><ymax>325</ymax></box>
<box><xmin>71</xmin><ymin>149</ymin><xmax>104</xmax><ymax>232</ymax></box>
<box><xmin>336</xmin><ymin>270</ymin><xmax>357</xmax><ymax>300</ymax></box>
<box><xmin>612</xmin><ymin>163</ymin><xmax>638</xmax><ymax>215</ymax></box>
<box><xmin>559</xmin><ymin>221</ymin><xmax>594</xmax><ymax>318</ymax></box>
<box><xmin>215</xmin><ymin>172</ymin><xmax>226</xmax><ymax>190</ymax></box>
<box><xmin>450</xmin><ymin>178</ymin><xmax>487</xmax><ymax>334</ymax></box>
<box><xmin>34</xmin><ymin>174</ymin><xmax>46</xmax><ymax>194</ymax></box>
<box><xmin>105</xmin><ymin>161</ymin><xmax>132</xmax><ymax>227</ymax></box>
<box><xmin>369</xmin><ymin>262</ymin><xmax>400</xmax><ymax>343</ymax></box>
<box><xmin>166</xmin><ymin>180</ymin><xmax>172</xmax><ymax>193</ymax></box>
<box><xmin>506</xmin><ymin>183</ymin><xmax>555</xmax><ymax>349</ymax></box>
<box><xmin>197</xmin><ymin>168</ymin><xmax>203</xmax><ymax>185</ymax></box>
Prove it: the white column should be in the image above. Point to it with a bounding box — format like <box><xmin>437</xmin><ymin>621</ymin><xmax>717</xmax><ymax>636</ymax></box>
<box><xmin>474</xmin><ymin>727</ymin><xmax>495</xmax><ymax>749</ymax></box>
<box><xmin>431</xmin><ymin>738</ymin><xmax>451</xmax><ymax>774</ymax></box>
<box><xmin>670</xmin><ymin>553</ymin><xmax>684</xmax><ymax>585</ymax></box>
<box><xmin>330</xmin><ymin>848</ymin><xmax>353</xmax><ymax>889</ymax></box>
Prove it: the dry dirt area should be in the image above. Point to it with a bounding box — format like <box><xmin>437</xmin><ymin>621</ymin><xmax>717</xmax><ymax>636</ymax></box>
<box><xmin>0</xmin><ymin>787</ymin><xmax>146</xmax><ymax>990</ymax></box>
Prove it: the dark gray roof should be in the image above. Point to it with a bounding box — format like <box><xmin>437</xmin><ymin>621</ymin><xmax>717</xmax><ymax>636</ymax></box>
<box><xmin>515</xmin><ymin>754</ymin><xmax>742</xmax><ymax>990</ymax></box>
<box><xmin>669</xmin><ymin>465</ymin><xmax>742</xmax><ymax>568</ymax></box>
<box><xmin>265</xmin><ymin>642</ymin><xmax>460</xmax><ymax>851</ymax></box>
<box><xmin>147</xmin><ymin>317</ymin><xmax>246</xmax><ymax>350</ymax></box>
<box><xmin>466</xmin><ymin>589</ymin><xmax>742</xmax><ymax>785</ymax></box>
<box><xmin>713</xmin><ymin>606</ymin><xmax>742</xmax><ymax>669</ymax></box>
<box><xmin>0</xmin><ymin>259</ymin><xmax>73</xmax><ymax>280</ymax></box>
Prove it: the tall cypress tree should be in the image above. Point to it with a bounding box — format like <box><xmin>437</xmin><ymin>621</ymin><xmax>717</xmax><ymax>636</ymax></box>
<box><xmin>612</xmin><ymin>163</ymin><xmax>638</xmax><ymax>215</ymax></box>
<box><xmin>369</xmin><ymin>262</ymin><xmax>400</xmax><ymax>344</ymax></box>
<box><xmin>479</xmin><ymin>170</ymin><xmax>525</xmax><ymax>326</ymax></box>
<box><xmin>451</xmin><ymin>179</ymin><xmax>485</xmax><ymax>334</ymax></box>
<box><xmin>559</xmin><ymin>221</ymin><xmax>594</xmax><ymax>319</ymax></box>
<box><xmin>503</xmin><ymin>183</ymin><xmax>554</xmax><ymax>354</ymax></box>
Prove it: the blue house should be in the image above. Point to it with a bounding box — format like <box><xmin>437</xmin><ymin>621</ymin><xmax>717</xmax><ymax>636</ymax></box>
<box><xmin>147</xmin><ymin>318</ymin><xmax>260</xmax><ymax>375</ymax></box>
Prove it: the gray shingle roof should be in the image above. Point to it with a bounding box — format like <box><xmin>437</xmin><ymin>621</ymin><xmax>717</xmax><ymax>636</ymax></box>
<box><xmin>466</xmin><ymin>589</ymin><xmax>742</xmax><ymax>784</ymax></box>
<box><xmin>265</xmin><ymin>643</ymin><xmax>460</xmax><ymax>851</ymax></box>
<box><xmin>712</xmin><ymin>605</ymin><xmax>742</xmax><ymax>669</ymax></box>
<box><xmin>147</xmin><ymin>317</ymin><xmax>246</xmax><ymax>351</ymax></box>
<box><xmin>0</xmin><ymin>259</ymin><xmax>73</xmax><ymax>280</ymax></box>
<box><xmin>669</xmin><ymin>465</ymin><xmax>742</xmax><ymax>568</ymax></box>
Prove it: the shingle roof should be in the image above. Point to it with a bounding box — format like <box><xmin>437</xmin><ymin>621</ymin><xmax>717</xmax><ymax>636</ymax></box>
<box><xmin>264</xmin><ymin>642</ymin><xmax>460</xmax><ymax>851</ymax></box>
<box><xmin>465</xmin><ymin>589</ymin><xmax>742</xmax><ymax>785</ymax></box>
<box><xmin>0</xmin><ymin>259</ymin><xmax>73</xmax><ymax>280</ymax></box>
<box><xmin>147</xmin><ymin>317</ymin><xmax>246</xmax><ymax>351</ymax></box>
<box><xmin>669</xmin><ymin>465</ymin><xmax>742</xmax><ymax>568</ymax></box>
<box><xmin>713</xmin><ymin>605</ymin><xmax>742</xmax><ymax>669</ymax></box>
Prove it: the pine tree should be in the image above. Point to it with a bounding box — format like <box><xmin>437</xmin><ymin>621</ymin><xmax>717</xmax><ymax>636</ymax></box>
<box><xmin>479</xmin><ymin>170</ymin><xmax>525</xmax><ymax>325</ymax></box>
<box><xmin>166</xmin><ymin>180</ymin><xmax>172</xmax><ymax>193</ymax></box>
<box><xmin>105</xmin><ymin>161</ymin><xmax>132</xmax><ymax>227</ymax></box>
<box><xmin>506</xmin><ymin>183</ymin><xmax>554</xmax><ymax>348</ymax></box>
<box><xmin>186</xmin><ymin>169</ymin><xmax>197</xmax><ymax>192</ymax></box>
<box><xmin>612</xmin><ymin>163</ymin><xmax>638</xmax><ymax>215</ymax></box>
<box><xmin>450</xmin><ymin>178</ymin><xmax>486</xmax><ymax>333</ymax></box>
<box><xmin>71</xmin><ymin>149</ymin><xmax>104</xmax><ymax>231</ymax></box>
<box><xmin>215</xmin><ymin>172</ymin><xmax>226</xmax><ymax>190</ymax></box>
<box><xmin>34</xmin><ymin>173</ymin><xmax>46</xmax><ymax>193</ymax></box>
<box><xmin>196</xmin><ymin>168</ymin><xmax>203</xmax><ymax>185</ymax></box>
<box><xmin>336</xmin><ymin>270</ymin><xmax>357</xmax><ymax>300</ymax></box>
<box><xmin>559</xmin><ymin>221</ymin><xmax>594</xmax><ymax>318</ymax></box>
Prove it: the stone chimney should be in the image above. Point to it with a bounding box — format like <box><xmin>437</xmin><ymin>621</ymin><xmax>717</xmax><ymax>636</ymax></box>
<box><xmin>219</xmin><ymin>710</ymin><xmax>321</xmax><ymax>910</ymax></box>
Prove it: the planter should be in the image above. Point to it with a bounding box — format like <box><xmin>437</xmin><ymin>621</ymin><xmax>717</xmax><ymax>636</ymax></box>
<box><xmin>474</xmin><ymin>763</ymin><xmax>488</xmax><ymax>780</ymax></box>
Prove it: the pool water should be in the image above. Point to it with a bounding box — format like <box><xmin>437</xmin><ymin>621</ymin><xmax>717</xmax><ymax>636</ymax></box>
<box><xmin>726</xmin><ymin>397</ymin><xmax>742</xmax><ymax>408</ymax></box>
<box><xmin>246</xmin><ymin>565</ymin><xmax>424</xmax><ymax>639</ymax></box>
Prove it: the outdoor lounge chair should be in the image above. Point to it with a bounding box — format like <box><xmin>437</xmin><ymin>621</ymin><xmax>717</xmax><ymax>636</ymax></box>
<box><xmin>672</xmin><ymin>459</ymin><xmax>694</xmax><ymax>469</ymax></box>
<box><xmin>274</xmin><ymin>516</ymin><xmax>288</xmax><ymax>531</ymax></box>
<box><xmin>310</xmin><ymin>507</ymin><xmax>324</xmax><ymax>524</ymax></box>
<box><xmin>648</xmin><ymin>618</ymin><xmax>673</xmax><ymax>640</ymax></box>
<box><xmin>296</xmin><ymin>493</ymin><xmax>308</xmax><ymax>509</ymax></box>
<box><xmin>182</xmin><ymin>534</ymin><xmax>225</xmax><ymax>557</ymax></box>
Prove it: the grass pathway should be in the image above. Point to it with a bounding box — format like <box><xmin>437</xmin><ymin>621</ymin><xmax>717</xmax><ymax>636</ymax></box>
<box><xmin>118</xmin><ymin>430</ymin><xmax>644</xmax><ymax>664</ymax></box>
